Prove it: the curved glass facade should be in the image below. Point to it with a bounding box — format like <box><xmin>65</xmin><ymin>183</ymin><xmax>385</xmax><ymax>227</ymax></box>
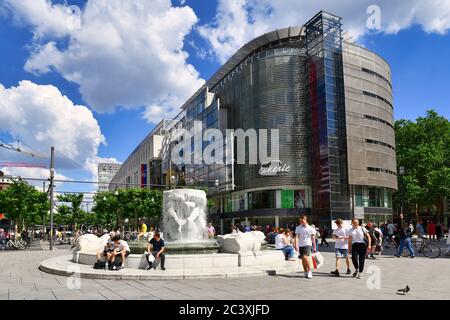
<box><xmin>213</xmin><ymin>44</ymin><xmax>311</xmax><ymax>190</ymax></box>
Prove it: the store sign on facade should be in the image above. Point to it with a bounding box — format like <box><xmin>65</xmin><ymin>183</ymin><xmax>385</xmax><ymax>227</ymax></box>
<box><xmin>259</xmin><ymin>160</ymin><xmax>290</xmax><ymax>176</ymax></box>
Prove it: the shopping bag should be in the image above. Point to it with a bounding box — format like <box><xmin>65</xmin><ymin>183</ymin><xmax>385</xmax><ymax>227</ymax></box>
<box><xmin>312</xmin><ymin>251</ymin><xmax>324</xmax><ymax>269</ymax></box>
<box><xmin>312</xmin><ymin>256</ymin><xmax>318</xmax><ymax>269</ymax></box>
<box><xmin>145</xmin><ymin>251</ymin><xmax>155</xmax><ymax>263</ymax></box>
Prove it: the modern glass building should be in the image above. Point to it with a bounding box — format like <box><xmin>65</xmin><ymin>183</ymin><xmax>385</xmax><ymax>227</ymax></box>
<box><xmin>110</xmin><ymin>11</ymin><xmax>397</xmax><ymax>232</ymax></box>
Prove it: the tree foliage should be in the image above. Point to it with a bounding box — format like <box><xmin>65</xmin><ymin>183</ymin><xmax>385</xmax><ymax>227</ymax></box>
<box><xmin>395</xmin><ymin>110</ymin><xmax>450</xmax><ymax>215</ymax></box>
<box><xmin>0</xmin><ymin>181</ymin><xmax>49</xmax><ymax>229</ymax></box>
<box><xmin>56</xmin><ymin>193</ymin><xmax>84</xmax><ymax>229</ymax></box>
<box><xmin>92</xmin><ymin>188</ymin><xmax>163</xmax><ymax>229</ymax></box>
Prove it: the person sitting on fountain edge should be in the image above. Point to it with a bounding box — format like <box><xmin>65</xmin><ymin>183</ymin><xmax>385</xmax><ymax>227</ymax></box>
<box><xmin>110</xmin><ymin>235</ymin><xmax>130</xmax><ymax>269</ymax></box>
<box><xmin>138</xmin><ymin>219</ymin><xmax>148</xmax><ymax>241</ymax></box>
<box><xmin>147</xmin><ymin>231</ymin><xmax>166</xmax><ymax>270</ymax></box>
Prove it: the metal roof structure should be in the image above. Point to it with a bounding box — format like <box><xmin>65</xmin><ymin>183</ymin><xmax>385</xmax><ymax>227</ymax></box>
<box><xmin>180</xmin><ymin>26</ymin><xmax>306</xmax><ymax>111</ymax></box>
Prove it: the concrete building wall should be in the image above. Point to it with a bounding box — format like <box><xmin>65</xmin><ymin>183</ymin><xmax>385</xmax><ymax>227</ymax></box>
<box><xmin>343</xmin><ymin>42</ymin><xmax>398</xmax><ymax>190</ymax></box>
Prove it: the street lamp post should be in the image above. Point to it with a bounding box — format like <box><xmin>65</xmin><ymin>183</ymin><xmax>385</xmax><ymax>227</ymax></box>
<box><xmin>49</xmin><ymin>146</ymin><xmax>55</xmax><ymax>250</ymax></box>
<box><xmin>399</xmin><ymin>166</ymin><xmax>405</xmax><ymax>223</ymax></box>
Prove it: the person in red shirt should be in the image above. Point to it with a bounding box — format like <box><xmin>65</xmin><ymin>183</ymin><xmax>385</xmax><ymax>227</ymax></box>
<box><xmin>427</xmin><ymin>220</ymin><xmax>437</xmax><ymax>242</ymax></box>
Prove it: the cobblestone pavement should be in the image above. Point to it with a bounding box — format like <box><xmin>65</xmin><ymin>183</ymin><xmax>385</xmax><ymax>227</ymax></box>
<box><xmin>0</xmin><ymin>240</ymin><xmax>449</xmax><ymax>300</ymax></box>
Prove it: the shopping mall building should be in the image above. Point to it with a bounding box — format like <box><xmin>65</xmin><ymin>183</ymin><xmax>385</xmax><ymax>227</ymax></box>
<box><xmin>110</xmin><ymin>11</ymin><xmax>397</xmax><ymax>233</ymax></box>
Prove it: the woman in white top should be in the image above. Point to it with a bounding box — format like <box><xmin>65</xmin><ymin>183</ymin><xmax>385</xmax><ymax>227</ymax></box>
<box><xmin>347</xmin><ymin>219</ymin><xmax>371</xmax><ymax>279</ymax></box>
<box><xmin>274</xmin><ymin>229</ymin><xmax>295</xmax><ymax>261</ymax></box>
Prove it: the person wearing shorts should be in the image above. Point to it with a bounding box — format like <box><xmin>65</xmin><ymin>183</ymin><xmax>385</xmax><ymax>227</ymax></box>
<box><xmin>110</xmin><ymin>235</ymin><xmax>130</xmax><ymax>269</ymax></box>
<box><xmin>295</xmin><ymin>215</ymin><xmax>317</xmax><ymax>279</ymax></box>
<box><xmin>330</xmin><ymin>218</ymin><xmax>351</xmax><ymax>277</ymax></box>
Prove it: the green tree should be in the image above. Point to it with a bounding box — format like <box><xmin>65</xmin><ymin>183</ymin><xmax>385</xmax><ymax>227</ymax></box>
<box><xmin>0</xmin><ymin>180</ymin><xmax>49</xmax><ymax>234</ymax></box>
<box><xmin>395</xmin><ymin>110</ymin><xmax>450</xmax><ymax>218</ymax></box>
<box><xmin>92</xmin><ymin>188</ymin><xmax>163</xmax><ymax>230</ymax></box>
<box><xmin>57</xmin><ymin>193</ymin><xmax>84</xmax><ymax>230</ymax></box>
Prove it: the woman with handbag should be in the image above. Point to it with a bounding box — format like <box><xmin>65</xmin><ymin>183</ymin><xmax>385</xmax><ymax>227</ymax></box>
<box><xmin>347</xmin><ymin>219</ymin><xmax>371</xmax><ymax>279</ymax></box>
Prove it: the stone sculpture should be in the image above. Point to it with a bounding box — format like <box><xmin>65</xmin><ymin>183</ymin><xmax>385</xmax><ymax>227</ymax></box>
<box><xmin>216</xmin><ymin>231</ymin><xmax>266</xmax><ymax>254</ymax></box>
<box><xmin>74</xmin><ymin>233</ymin><xmax>110</xmax><ymax>253</ymax></box>
<box><xmin>162</xmin><ymin>189</ymin><xmax>208</xmax><ymax>241</ymax></box>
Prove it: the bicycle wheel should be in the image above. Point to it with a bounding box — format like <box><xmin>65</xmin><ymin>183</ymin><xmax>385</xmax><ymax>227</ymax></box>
<box><xmin>422</xmin><ymin>243</ymin><xmax>441</xmax><ymax>259</ymax></box>
<box><xmin>15</xmin><ymin>241</ymin><xmax>25</xmax><ymax>249</ymax></box>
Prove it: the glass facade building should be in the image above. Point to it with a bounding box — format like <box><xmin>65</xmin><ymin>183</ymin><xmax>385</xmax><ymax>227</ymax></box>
<box><xmin>111</xmin><ymin>11</ymin><xmax>397</xmax><ymax>232</ymax></box>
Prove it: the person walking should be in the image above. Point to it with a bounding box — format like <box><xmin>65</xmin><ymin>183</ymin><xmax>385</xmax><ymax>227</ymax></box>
<box><xmin>395</xmin><ymin>222</ymin><xmax>415</xmax><ymax>258</ymax></box>
<box><xmin>295</xmin><ymin>215</ymin><xmax>317</xmax><ymax>279</ymax></box>
<box><xmin>319</xmin><ymin>226</ymin><xmax>329</xmax><ymax>247</ymax></box>
<box><xmin>348</xmin><ymin>219</ymin><xmax>371</xmax><ymax>279</ymax></box>
<box><xmin>385</xmin><ymin>221</ymin><xmax>395</xmax><ymax>248</ymax></box>
<box><xmin>330</xmin><ymin>219</ymin><xmax>351</xmax><ymax>277</ymax></box>
<box><xmin>365</xmin><ymin>222</ymin><xmax>383</xmax><ymax>258</ymax></box>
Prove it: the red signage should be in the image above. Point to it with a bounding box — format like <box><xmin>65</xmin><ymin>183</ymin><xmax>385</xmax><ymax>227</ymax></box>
<box><xmin>0</xmin><ymin>213</ymin><xmax>5</xmax><ymax>220</ymax></box>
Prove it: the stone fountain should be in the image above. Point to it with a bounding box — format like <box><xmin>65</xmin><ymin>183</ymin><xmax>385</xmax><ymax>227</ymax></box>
<box><xmin>64</xmin><ymin>188</ymin><xmax>284</xmax><ymax>275</ymax></box>
<box><xmin>128</xmin><ymin>189</ymin><xmax>220</xmax><ymax>254</ymax></box>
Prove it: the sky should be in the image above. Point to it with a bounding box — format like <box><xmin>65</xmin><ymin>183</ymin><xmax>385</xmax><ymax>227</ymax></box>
<box><xmin>0</xmin><ymin>0</ymin><xmax>449</xmax><ymax>198</ymax></box>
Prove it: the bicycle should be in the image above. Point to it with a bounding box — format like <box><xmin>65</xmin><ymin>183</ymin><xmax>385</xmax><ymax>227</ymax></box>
<box><xmin>5</xmin><ymin>239</ymin><xmax>27</xmax><ymax>250</ymax></box>
<box><xmin>400</xmin><ymin>238</ymin><xmax>441</xmax><ymax>259</ymax></box>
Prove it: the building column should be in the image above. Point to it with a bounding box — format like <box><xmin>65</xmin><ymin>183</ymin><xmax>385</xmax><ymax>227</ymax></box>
<box><xmin>275</xmin><ymin>216</ymin><xmax>279</xmax><ymax>228</ymax></box>
<box><xmin>220</xmin><ymin>219</ymin><xmax>224</xmax><ymax>235</ymax></box>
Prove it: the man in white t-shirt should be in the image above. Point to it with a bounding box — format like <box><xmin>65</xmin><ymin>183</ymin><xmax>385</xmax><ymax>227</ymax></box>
<box><xmin>330</xmin><ymin>218</ymin><xmax>351</xmax><ymax>277</ymax></box>
<box><xmin>295</xmin><ymin>215</ymin><xmax>317</xmax><ymax>279</ymax></box>
<box><xmin>111</xmin><ymin>235</ymin><xmax>131</xmax><ymax>269</ymax></box>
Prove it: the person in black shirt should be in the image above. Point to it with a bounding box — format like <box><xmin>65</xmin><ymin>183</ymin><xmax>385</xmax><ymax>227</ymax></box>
<box><xmin>147</xmin><ymin>231</ymin><xmax>165</xmax><ymax>270</ymax></box>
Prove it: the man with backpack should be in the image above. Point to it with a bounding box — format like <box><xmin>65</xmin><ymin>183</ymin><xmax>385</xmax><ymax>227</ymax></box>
<box><xmin>395</xmin><ymin>221</ymin><xmax>415</xmax><ymax>258</ymax></box>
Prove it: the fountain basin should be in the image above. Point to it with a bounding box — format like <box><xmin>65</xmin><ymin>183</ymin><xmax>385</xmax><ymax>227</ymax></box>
<box><xmin>127</xmin><ymin>240</ymin><xmax>221</xmax><ymax>255</ymax></box>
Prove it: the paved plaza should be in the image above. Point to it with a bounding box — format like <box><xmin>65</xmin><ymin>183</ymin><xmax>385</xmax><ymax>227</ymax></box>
<box><xmin>0</xmin><ymin>240</ymin><xmax>449</xmax><ymax>300</ymax></box>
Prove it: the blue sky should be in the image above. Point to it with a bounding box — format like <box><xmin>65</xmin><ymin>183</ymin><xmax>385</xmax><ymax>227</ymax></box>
<box><xmin>0</xmin><ymin>0</ymin><xmax>449</xmax><ymax>194</ymax></box>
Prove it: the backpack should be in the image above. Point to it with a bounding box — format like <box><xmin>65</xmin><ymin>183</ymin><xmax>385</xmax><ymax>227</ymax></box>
<box><xmin>93</xmin><ymin>261</ymin><xmax>106</xmax><ymax>269</ymax></box>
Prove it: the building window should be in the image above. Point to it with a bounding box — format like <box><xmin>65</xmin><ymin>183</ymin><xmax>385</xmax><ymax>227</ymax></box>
<box><xmin>364</xmin><ymin>114</ymin><xmax>394</xmax><ymax>129</ymax></box>
<box><xmin>361</xmin><ymin>67</ymin><xmax>392</xmax><ymax>89</ymax></box>
<box><xmin>363</xmin><ymin>91</ymin><xmax>393</xmax><ymax>109</ymax></box>
<box><xmin>355</xmin><ymin>186</ymin><xmax>363</xmax><ymax>207</ymax></box>
<box><xmin>365</xmin><ymin>139</ymin><xmax>396</xmax><ymax>151</ymax></box>
<box><xmin>367</xmin><ymin>167</ymin><xmax>397</xmax><ymax>176</ymax></box>
<box><xmin>248</xmin><ymin>190</ymin><xmax>276</xmax><ymax>210</ymax></box>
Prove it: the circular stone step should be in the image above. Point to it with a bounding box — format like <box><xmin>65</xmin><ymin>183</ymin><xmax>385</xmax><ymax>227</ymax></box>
<box><xmin>39</xmin><ymin>255</ymin><xmax>302</xmax><ymax>280</ymax></box>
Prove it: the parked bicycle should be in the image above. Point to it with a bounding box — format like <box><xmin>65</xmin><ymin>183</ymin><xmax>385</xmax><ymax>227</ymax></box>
<box><xmin>5</xmin><ymin>238</ymin><xmax>28</xmax><ymax>250</ymax></box>
<box><xmin>400</xmin><ymin>238</ymin><xmax>441</xmax><ymax>259</ymax></box>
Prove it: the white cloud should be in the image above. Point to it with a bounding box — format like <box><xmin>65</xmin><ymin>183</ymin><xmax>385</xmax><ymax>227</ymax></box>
<box><xmin>4</xmin><ymin>0</ymin><xmax>205</xmax><ymax>123</ymax></box>
<box><xmin>0</xmin><ymin>80</ymin><xmax>105</xmax><ymax>182</ymax></box>
<box><xmin>1</xmin><ymin>167</ymin><xmax>68</xmax><ymax>190</ymax></box>
<box><xmin>198</xmin><ymin>0</ymin><xmax>450</xmax><ymax>63</ymax></box>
